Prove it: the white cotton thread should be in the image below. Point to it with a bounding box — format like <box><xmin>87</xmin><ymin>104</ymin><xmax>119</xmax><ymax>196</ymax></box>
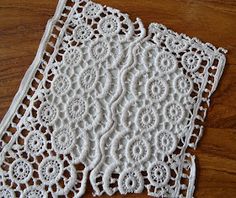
<box><xmin>0</xmin><ymin>0</ymin><xmax>227</xmax><ymax>197</ymax></box>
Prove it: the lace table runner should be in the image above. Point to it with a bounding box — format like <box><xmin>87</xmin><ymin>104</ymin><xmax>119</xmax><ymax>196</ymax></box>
<box><xmin>0</xmin><ymin>0</ymin><xmax>227</xmax><ymax>197</ymax></box>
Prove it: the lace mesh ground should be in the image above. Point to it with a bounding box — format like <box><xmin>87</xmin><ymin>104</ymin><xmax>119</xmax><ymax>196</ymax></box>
<box><xmin>0</xmin><ymin>0</ymin><xmax>226</xmax><ymax>198</ymax></box>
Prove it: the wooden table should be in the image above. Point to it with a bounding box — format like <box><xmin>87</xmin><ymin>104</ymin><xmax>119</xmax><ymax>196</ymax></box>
<box><xmin>0</xmin><ymin>0</ymin><xmax>235</xmax><ymax>197</ymax></box>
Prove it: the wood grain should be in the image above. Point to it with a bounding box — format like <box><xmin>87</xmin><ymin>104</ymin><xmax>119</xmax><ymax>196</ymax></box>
<box><xmin>0</xmin><ymin>0</ymin><xmax>235</xmax><ymax>197</ymax></box>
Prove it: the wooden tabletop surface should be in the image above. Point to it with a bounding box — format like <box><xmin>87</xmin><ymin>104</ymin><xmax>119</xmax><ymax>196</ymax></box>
<box><xmin>0</xmin><ymin>0</ymin><xmax>235</xmax><ymax>197</ymax></box>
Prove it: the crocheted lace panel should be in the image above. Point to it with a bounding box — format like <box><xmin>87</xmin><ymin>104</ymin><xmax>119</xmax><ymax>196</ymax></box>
<box><xmin>0</xmin><ymin>0</ymin><xmax>227</xmax><ymax>197</ymax></box>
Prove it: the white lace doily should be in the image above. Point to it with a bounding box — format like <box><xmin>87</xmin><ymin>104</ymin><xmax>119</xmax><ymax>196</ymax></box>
<box><xmin>0</xmin><ymin>0</ymin><xmax>227</xmax><ymax>197</ymax></box>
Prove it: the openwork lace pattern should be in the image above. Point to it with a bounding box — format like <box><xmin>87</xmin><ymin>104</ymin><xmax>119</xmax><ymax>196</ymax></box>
<box><xmin>0</xmin><ymin>0</ymin><xmax>227</xmax><ymax>197</ymax></box>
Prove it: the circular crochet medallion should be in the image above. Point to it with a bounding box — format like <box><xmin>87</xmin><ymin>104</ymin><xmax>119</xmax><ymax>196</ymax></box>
<box><xmin>182</xmin><ymin>52</ymin><xmax>202</xmax><ymax>72</ymax></box>
<box><xmin>39</xmin><ymin>157</ymin><xmax>63</xmax><ymax>185</ymax></box>
<box><xmin>155</xmin><ymin>52</ymin><xmax>177</xmax><ymax>74</ymax></box>
<box><xmin>38</xmin><ymin>103</ymin><xmax>58</xmax><ymax>126</ymax></box>
<box><xmin>148</xmin><ymin>161</ymin><xmax>170</xmax><ymax>188</ymax></box>
<box><xmin>165</xmin><ymin>36</ymin><xmax>188</xmax><ymax>53</ymax></box>
<box><xmin>83</xmin><ymin>2</ymin><xmax>103</xmax><ymax>19</ymax></box>
<box><xmin>67</xmin><ymin>97</ymin><xmax>88</xmax><ymax>121</ymax></box>
<box><xmin>0</xmin><ymin>187</ymin><xmax>14</xmax><ymax>198</ymax></box>
<box><xmin>136</xmin><ymin>106</ymin><xmax>158</xmax><ymax>132</ymax></box>
<box><xmin>126</xmin><ymin>136</ymin><xmax>151</xmax><ymax>164</ymax></box>
<box><xmin>21</xmin><ymin>186</ymin><xmax>47</xmax><ymax>198</ymax></box>
<box><xmin>145</xmin><ymin>77</ymin><xmax>169</xmax><ymax>102</ymax></box>
<box><xmin>163</xmin><ymin>101</ymin><xmax>185</xmax><ymax>124</ymax></box>
<box><xmin>118</xmin><ymin>169</ymin><xmax>144</xmax><ymax>194</ymax></box>
<box><xmin>25</xmin><ymin>131</ymin><xmax>46</xmax><ymax>156</ymax></box>
<box><xmin>74</xmin><ymin>24</ymin><xmax>93</xmax><ymax>42</ymax></box>
<box><xmin>52</xmin><ymin>127</ymin><xmax>75</xmax><ymax>154</ymax></box>
<box><xmin>174</xmin><ymin>75</ymin><xmax>193</xmax><ymax>96</ymax></box>
<box><xmin>79</xmin><ymin>66</ymin><xmax>99</xmax><ymax>91</ymax></box>
<box><xmin>64</xmin><ymin>47</ymin><xmax>83</xmax><ymax>66</ymax></box>
<box><xmin>156</xmin><ymin>131</ymin><xmax>177</xmax><ymax>155</ymax></box>
<box><xmin>89</xmin><ymin>39</ymin><xmax>111</xmax><ymax>62</ymax></box>
<box><xmin>52</xmin><ymin>75</ymin><xmax>71</xmax><ymax>96</ymax></box>
<box><xmin>10</xmin><ymin>159</ymin><xmax>32</xmax><ymax>184</ymax></box>
<box><xmin>98</xmin><ymin>16</ymin><xmax>121</xmax><ymax>37</ymax></box>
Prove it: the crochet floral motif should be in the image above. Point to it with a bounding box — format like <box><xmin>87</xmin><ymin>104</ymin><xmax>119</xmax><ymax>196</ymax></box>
<box><xmin>0</xmin><ymin>0</ymin><xmax>227</xmax><ymax>198</ymax></box>
<box><xmin>25</xmin><ymin>131</ymin><xmax>46</xmax><ymax>156</ymax></box>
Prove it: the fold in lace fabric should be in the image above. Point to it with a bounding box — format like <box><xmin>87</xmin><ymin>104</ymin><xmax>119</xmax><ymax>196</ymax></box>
<box><xmin>0</xmin><ymin>0</ymin><xmax>227</xmax><ymax>197</ymax></box>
